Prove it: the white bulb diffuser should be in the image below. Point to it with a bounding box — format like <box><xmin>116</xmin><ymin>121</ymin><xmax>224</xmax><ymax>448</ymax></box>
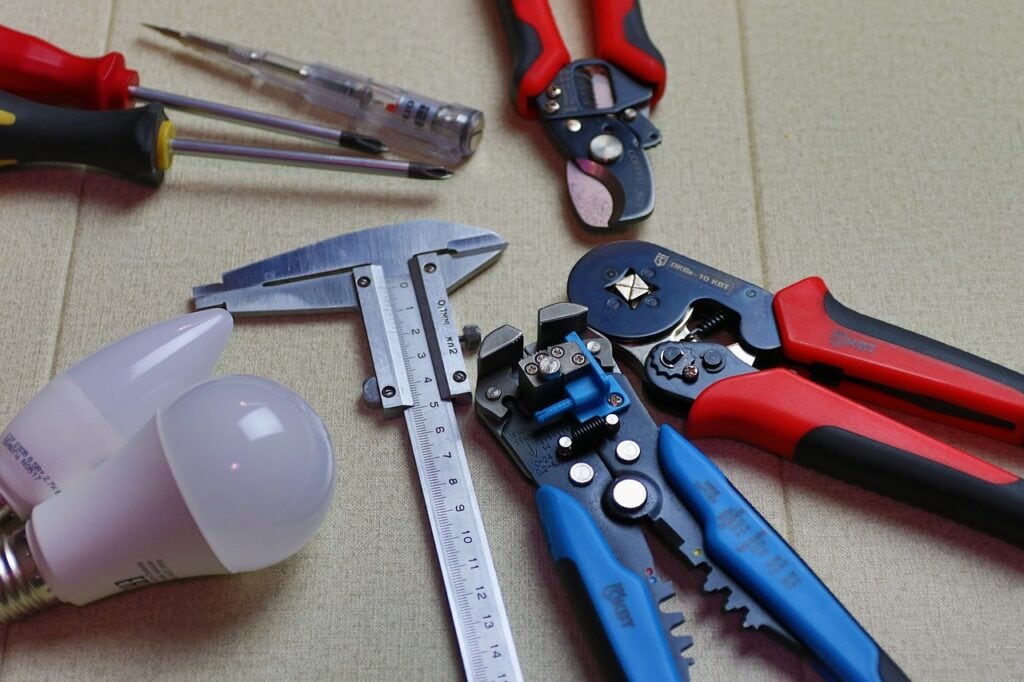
<box><xmin>0</xmin><ymin>309</ymin><xmax>233</xmax><ymax>523</ymax></box>
<box><xmin>0</xmin><ymin>375</ymin><xmax>335</xmax><ymax>620</ymax></box>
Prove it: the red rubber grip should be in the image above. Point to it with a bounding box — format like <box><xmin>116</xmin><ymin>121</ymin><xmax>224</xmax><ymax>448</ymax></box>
<box><xmin>773</xmin><ymin>277</ymin><xmax>1024</xmax><ymax>444</ymax></box>
<box><xmin>593</xmin><ymin>0</ymin><xmax>667</xmax><ymax>105</ymax></box>
<box><xmin>497</xmin><ymin>0</ymin><xmax>571</xmax><ymax>117</ymax></box>
<box><xmin>0</xmin><ymin>25</ymin><xmax>137</xmax><ymax>110</ymax></box>
<box><xmin>687</xmin><ymin>369</ymin><xmax>1017</xmax><ymax>485</ymax></box>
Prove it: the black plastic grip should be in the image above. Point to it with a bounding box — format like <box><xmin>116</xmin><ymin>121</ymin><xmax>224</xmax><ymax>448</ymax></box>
<box><xmin>774</xmin><ymin>277</ymin><xmax>1024</xmax><ymax>444</ymax></box>
<box><xmin>594</xmin><ymin>0</ymin><xmax>667</xmax><ymax>103</ymax></box>
<box><xmin>495</xmin><ymin>0</ymin><xmax>569</xmax><ymax>116</ymax></box>
<box><xmin>620</xmin><ymin>5</ymin><xmax>663</xmax><ymax>64</ymax></box>
<box><xmin>822</xmin><ymin>290</ymin><xmax>1024</xmax><ymax>395</ymax></box>
<box><xmin>795</xmin><ymin>426</ymin><xmax>1024</xmax><ymax>547</ymax></box>
<box><xmin>0</xmin><ymin>90</ymin><xmax>166</xmax><ymax>186</ymax></box>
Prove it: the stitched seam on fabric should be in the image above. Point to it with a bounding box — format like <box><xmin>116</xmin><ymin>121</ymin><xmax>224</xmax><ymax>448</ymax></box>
<box><xmin>735</xmin><ymin>0</ymin><xmax>796</xmax><ymax>538</ymax></box>
<box><xmin>735</xmin><ymin>6</ymin><xmax>803</xmax><ymax>653</ymax></box>
<box><xmin>47</xmin><ymin>0</ymin><xmax>118</xmax><ymax>380</ymax></box>
<box><xmin>735</xmin><ymin>0</ymin><xmax>770</xmax><ymax>289</ymax></box>
<box><xmin>0</xmin><ymin>0</ymin><xmax>116</xmax><ymax>667</ymax></box>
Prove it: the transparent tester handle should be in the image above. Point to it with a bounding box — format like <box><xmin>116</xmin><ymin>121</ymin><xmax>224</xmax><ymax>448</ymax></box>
<box><xmin>300</xmin><ymin>63</ymin><xmax>484</xmax><ymax>164</ymax></box>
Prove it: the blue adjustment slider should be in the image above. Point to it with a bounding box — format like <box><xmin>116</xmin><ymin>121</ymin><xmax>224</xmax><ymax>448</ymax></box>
<box><xmin>534</xmin><ymin>332</ymin><xmax>631</xmax><ymax>424</ymax></box>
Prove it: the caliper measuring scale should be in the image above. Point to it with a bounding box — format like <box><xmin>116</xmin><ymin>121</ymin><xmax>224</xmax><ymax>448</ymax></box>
<box><xmin>192</xmin><ymin>220</ymin><xmax>521</xmax><ymax>682</ymax></box>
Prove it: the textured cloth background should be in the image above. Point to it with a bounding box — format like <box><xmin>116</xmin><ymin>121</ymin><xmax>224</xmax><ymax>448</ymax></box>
<box><xmin>2</xmin><ymin>1</ymin><xmax>1022</xmax><ymax>679</ymax></box>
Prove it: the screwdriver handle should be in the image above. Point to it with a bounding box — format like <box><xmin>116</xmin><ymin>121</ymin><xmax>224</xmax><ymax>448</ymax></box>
<box><xmin>0</xmin><ymin>25</ymin><xmax>137</xmax><ymax>110</ymax></box>
<box><xmin>0</xmin><ymin>91</ymin><xmax>171</xmax><ymax>186</ymax></box>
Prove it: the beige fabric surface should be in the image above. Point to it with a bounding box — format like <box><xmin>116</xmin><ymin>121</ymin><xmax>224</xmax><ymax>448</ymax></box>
<box><xmin>1</xmin><ymin>1</ymin><xmax>1022</xmax><ymax>679</ymax></box>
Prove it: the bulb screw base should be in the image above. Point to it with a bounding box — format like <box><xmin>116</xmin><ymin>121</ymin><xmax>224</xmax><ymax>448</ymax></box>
<box><xmin>0</xmin><ymin>497</ymin><xmax>15</xmax><ymax>528</ymax></box>
<box><xmin>0</xmin><ymin>526</ymin><xmax>58</xmax><ymax>622</ymax></box>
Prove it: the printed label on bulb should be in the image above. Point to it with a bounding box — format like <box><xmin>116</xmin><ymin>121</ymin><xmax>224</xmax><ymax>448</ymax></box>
<box><xmin>2</xmin><ymin>432</ymin><xmax>60</xmax><ymax>495</ymax></box>
<box><xmin>115</xmin><ymin>559</ymin><xmax>178</xmax><ymax>592</ymax></box>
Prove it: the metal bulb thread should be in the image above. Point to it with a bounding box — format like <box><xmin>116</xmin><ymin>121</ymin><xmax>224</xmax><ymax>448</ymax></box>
<box><xmin>0</xmin><ymin>526</ymin><xmax>58</xmax><ymax>621</ymax></box>
<box><xmin>0</xmin><ymin>496</ymin><xmax>15</xmax><ymax>528</ymax></box>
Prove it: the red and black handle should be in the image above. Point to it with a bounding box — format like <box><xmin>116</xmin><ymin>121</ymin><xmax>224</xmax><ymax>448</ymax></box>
<box><xmin>496</xmin><ymin>0</ymin><xmax>666</xmax><ymax>117</ymax></box>
<box><xmin>686</xmin><ymin>368</ymin><xmax>1024</xmax><ymax>547</ymax></box>
<box><xmin>774</xmin><ymin>277</ymin><xmax>1024</xmax><ymax>445</ymax></box>
<box><xmin>0</xmin><ymin>24</ymin><xmax>138</xmax><ymax>110</ymax></box>
<box><xmin>496</xmin><ymin>0</ymin><xmax>570</xmax><ymax>117</ymax></box>
<box><xmin>593</xmin><ymin>0</ymin><xmax>666</xmax><ymax>106</ymax></box>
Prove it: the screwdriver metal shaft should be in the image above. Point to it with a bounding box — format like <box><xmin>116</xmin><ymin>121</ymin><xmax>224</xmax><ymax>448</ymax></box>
<box><xmin>128</xmin><ymin>86</ymin><xmax>387</xmax><ymax>154</ymax></box>
<box><xmin>0</xmin><ymin>90</ymin><xmax>450</xmax><ymax>187</ymax></box>
<box><xmin>170</xmin><ymin>139</ymin><xmax>451</xmax><ymax>179</ymax></box>
<box><xmin>144</xmin><ymin>24</ymin><xmax>485</xmax><ymax>164</ymax></box>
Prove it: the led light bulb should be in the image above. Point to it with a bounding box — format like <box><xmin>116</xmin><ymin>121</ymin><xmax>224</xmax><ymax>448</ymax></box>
<box><xmin>0</xmin><ymin>375</ymin><xmax>335</xmax><ymax>620</ymax></box>
<box><xmin>0</xmin><ymin>309</ymin><xmax>233</xmax><ymax>522</ymax></box>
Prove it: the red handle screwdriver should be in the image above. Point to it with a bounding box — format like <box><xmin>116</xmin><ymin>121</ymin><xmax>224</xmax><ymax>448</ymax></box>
<box><xmin>0</xmin><ymin>24</ymin><xmax>387</xmax><ymax>154</ymax></box>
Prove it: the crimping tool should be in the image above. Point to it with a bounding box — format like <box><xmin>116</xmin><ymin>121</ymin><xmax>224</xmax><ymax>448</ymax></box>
<box><xmin>567</xmin><ymin>240</ymin><xmax>1024</xmax><ymax>546</ymax></box>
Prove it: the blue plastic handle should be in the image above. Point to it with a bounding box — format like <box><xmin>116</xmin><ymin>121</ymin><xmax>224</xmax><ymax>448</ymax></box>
<box><xmin>536</xmin><ymin>484</ymin><xmax>683</xmax><ymax>682</ymax></box>
<box><xmin>657</xmin><ymin>425</ymin><xmax>895</xmax><ymax>682</ymax></box>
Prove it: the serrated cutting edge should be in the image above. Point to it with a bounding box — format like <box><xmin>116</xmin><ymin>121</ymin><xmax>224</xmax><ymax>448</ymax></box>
<box><xmin>653</xmin><ymin>503</ymin><xmax>800</xmax><ymax>648</ymax></box>
<box><xmin>700</xmin><ymin>563</ymin><xmax>799</xmax><ymax>647</ymax></box>
<box><xmin>646</xmin><ymin>577</ymin><xmax>695</xmax><ymax>678</ymax></box>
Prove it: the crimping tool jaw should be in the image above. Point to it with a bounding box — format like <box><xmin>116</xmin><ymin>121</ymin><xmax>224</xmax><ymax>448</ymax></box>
<box><xmin>567</xmin><ymin>240</ymin><xmax>781</xmax><ymax>352</ymax></box>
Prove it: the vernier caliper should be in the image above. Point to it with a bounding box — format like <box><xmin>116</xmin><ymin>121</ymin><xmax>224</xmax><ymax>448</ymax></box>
<box><xmin>192</xmin><ymin>220</ymin><xmax>521</xmax><ymax>681</ymax></box>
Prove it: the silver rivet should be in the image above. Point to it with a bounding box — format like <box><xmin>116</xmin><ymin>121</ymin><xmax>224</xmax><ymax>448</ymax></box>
<box><xmin>569</xmin><ymin>462</ymin><xmax>594</xmax><ymax>486</ymax></box>
<box><xmin>622</xmin><ymin>108</ymin><xmax>638</xmax><ymax>121</ymax></box>
<box><xmin>615</xmin><ymin>439</ymin><xmax>641</xmax><ymax>463</ymax></box>
<box><xmin>485</xmin><ymin>386</ymin><xmax>502</xmax><ymax>400</ymax></box>
<box><xmin>566</xmin><ymin>118</ymin><xmax>582</xmax><ymax>133</ymax></box>
<box><xmin>611</xmin><ymin>478</ymin><xmax>648</xmax><ymax>511</ymax></box>
<box><xmin>538</xmin><ymin>356</ymin><xmax>562</xmax><ymax>381</ymax></box>
<box><xmin>544</xmin><ymin>100</ymin><xmax>561</xmax><ymax>114</ymax></box>
<box><xmin>586</xmin><ymin>340</ymin><xmax>601</xmax><ymax>353</ymax></box>
<box><xmin>604</xmin><ymin>414</ymin><xmax>620</xmax><ymax>435</ymax></box>
<box><xmin>546</xmin><ymin>84</ymin><xmax>563</xmax><ymax>99</ymax></box>
<box><xmin>557</xmin><ymin>436</ymin><xmax>574</xmax><ymax>459</ymax></box>
<box><xmin>589</xmin><ymin>134</ymin><xmax>624</xmax><ymax>164</ymax></box>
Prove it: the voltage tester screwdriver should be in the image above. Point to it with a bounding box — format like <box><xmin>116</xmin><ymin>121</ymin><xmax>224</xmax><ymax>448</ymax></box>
<box><xmin>0</xmin><ymin>24</ymin><xmax>388</xmax><ymax>155</ymax></box>
<box><xmin>0</xmin><ymin>91</ymin><xmax>452</xmax><ymax>186</ymax></box>
<box><xmin>145</xmin><ymin>25</ymin><xmax>484</xmax><ymax>164</ymax></box>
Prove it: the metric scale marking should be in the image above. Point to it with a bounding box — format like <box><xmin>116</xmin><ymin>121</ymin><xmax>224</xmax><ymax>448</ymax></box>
<box><xmin>191</xmin><ymin>221</ymin><xmax>521</xmax><ymax>682</ymax></box>
<box><xmin>387</xmin><ymin>271</ymin><xmax>521</xmax><ymax>681</ymax></box>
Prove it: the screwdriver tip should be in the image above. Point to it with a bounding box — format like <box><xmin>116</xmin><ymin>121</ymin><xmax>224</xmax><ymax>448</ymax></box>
<box><xmin>141</xmin><ymin>23</ymin><xmax>183</xmax><ymax>40</ymax></box>
<box><xmin>409</xmin><ymin>164</ymin><xmax>454</xmax><ymax>180</ymax></box>
<box><xmin>338</xmin><ymin>132</ymin><xmax>389</xmax><ymax>155</ymax></box>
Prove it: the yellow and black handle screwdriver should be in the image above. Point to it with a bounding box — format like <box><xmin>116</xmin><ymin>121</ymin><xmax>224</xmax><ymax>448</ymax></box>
<box><xmin>0</xmin><ymin>91</ymin><xmax>452</xmax><ymax>186</ymax></box>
